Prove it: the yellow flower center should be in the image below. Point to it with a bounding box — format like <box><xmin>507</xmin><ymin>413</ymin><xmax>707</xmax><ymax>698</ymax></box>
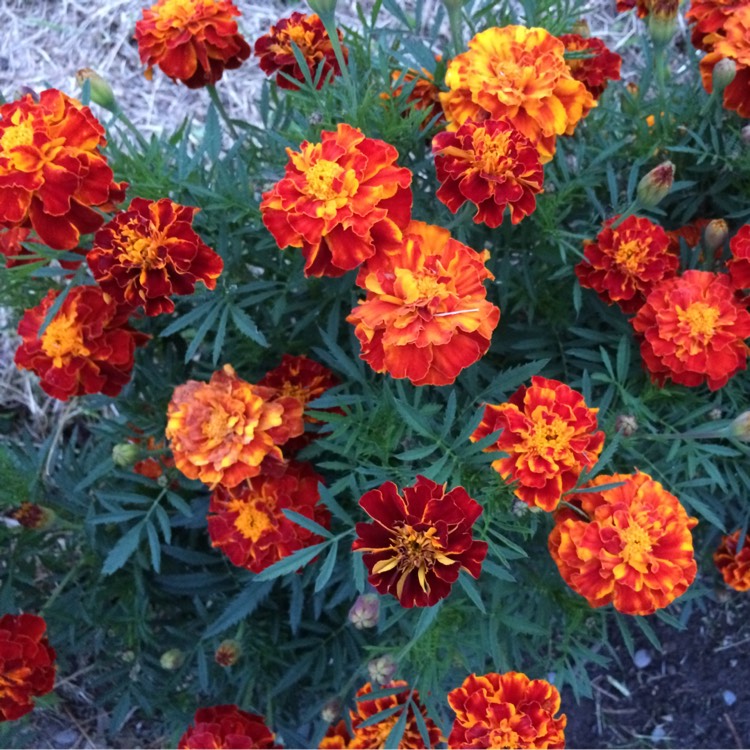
<box><xmin>613</xmin><ymin>239</ymin><xmax>650</xmax><ymax>274</ymax></box>
<box><xmin>154</xmin><ymin>0</ymin><xmax>200</xmax><ymax>22</ymax></box>
<box><xmin>41</xmin><ymin>311</ymin><xmax>90</xmax><ymax>368</ymax></box>
<box><xmin>362</xmin><ymin>715</ymin><xmax>400</xmax><ymax>749</ymax></box>
<box><xmin>619</xmin><ymin>522</ymin><xmax>653</xmax><ymax>563</ymax></box>
<box><xmin>474</xmin><ymin>131</ymin><xmax>513</xmax><ymax>175</ymax></box>
<box><xmin>0</xmin><ymin>667</ymin><xmax>33</xmax><ymax>699</ymax></box>
<box><xmin>115</xmin><ymin>225</ymin><xmax>163</xmax><ymax>268</ymax></box>
<box><xmin>202</xmin><ymin>406</ymin><xmax>239</xmax><ymax>444</ymax></box>
<box><xmin>677</xmin><ymin>301</ymin><xmax>721</xmax><ymax>340</ymax></box>
<box><xmin>395</xmin><ymin>267</ymin><xmax>450</xmax><ymax>308</ymax></box>
<box><xmin>231</xmin><ymin>501</ymin><xmax>274</xmax><ymax>542</ymax></box>
<box><xmin>280</xmin><ymin>381</ymin><xmax>309</xmax><ymax>403</ymax></box>
<box><xmin>284</xmin><ymin>23</ymin><xmax>315</xmax><ymax>52</ymax></box>
<box><xmin>1</xmin><ymin>118</ymin><xmax>35</xmax><ymax>152</ymax></box>
<box><xmin>525</xmin><ymin>416</ymin><xmax>575</xmax><ymax>457</ymax></box>
<box><xmin>305</xmin><ymin>159</ymin><xmax>345</xmax><ymax>201</ymax></box>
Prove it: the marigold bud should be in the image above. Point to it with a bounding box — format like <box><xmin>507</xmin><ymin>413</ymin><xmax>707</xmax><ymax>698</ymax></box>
<box><xmin>636</xmin><ymin>161</ymin><xmax>674</xmax><ymax>208</ymax></box>
<box><xmin>7</xmin><ymin>502</ymin><xmax>55</xmax><ymax>530</ymax></box>
<box><xmin>367</xmin><ymin>654</ymin><xmax>398</xmax><ymax>685</ymax></box>
<box><xmin>729</xmin><ymin>411</ymin><xmax>750</xmax><ymax>442</ymax></box>
<box><xmin>348</xmin><ymin>593</ymin><xmax>379</xmax><ymax>629</ymax></box>
<box><xmin>76</xmin><ymin>68</ymin><xmax>117</xmax><ymax>112</ymax></box>
<box><xmin>712</xmin><ymin>58</ymin><xmax>737</xmax><ymax>93</ymax></box>
<box><xmin>321</xmin><ymin>697</ymin><xmax>342</xmax><ymax>723</ymax></box>
<box><xmin>703</xmin><ymin>219</ymin><xmax>729</xmax><ymax>253</ymax></box>
<box><xmin>214</xmin><ymin>639</ymin><xmax>241</xmax><ymax>667</ymax></box>
<box><xmin>112</xmin><ymin>442</ymin><xmax>140</xmax><ymax>467</ymax></box>
<box><xmin>648</xmin><ymin>0</ymin><xmax>679</xmax><ymax>46</ymax></box>
<box><xmin>159</xmin><ymin>648</ymin><xmax>185</xmax><ymax>671</ymax></box>
<box><xmin>571</xmin><ymin>18</ymin><xmax>590</xmax><ymax>37</ymax></box>
<box><xmin>615</xmin><ymin>414</ymin><xmax>638</xmax><ymax>436</ymax></box>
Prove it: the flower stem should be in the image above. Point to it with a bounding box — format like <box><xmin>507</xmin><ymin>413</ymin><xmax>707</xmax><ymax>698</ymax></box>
<box><xmin>318</xmin><ymin>10</ymin><xmax>358</xmax><ymax>111</ymax></box>
<box><xmin>207</xmin><ymin>84</ymin><xmax>239</xmax><ymax>139</ymax></box>
<box><xmin>446</xmin><ymin>2</ymin><xmax>465</xmax><ymax>57</ymax></box>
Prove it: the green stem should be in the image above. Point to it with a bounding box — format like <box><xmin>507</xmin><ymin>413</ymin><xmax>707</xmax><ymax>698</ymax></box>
<box><xmin>207</xmin><ymin>84</ymin><xmax>239</xmax><ymax>139</ymax></box>
<box><xmin>447</xmin><ymin>5</ymin><xmax>464</xmax><ymax>58</ymax></box>
<box><xmin>41</xmin><ymin>558</ymin><xmax>86</xmax><ymax>614</ymax></box>
<box><xmin>610</xmin><ymin>199</ymin><xmax>639</xmax><ymax>229</ymax></box>
<box><xmin>111</xmin><ymin>107</ymin><xmax>149</xmax><ymax>150</ymax></box>
<box><xmin>319</xmin><ymin>10</ymin><xmax>357</xmax><ymax>111</ymax></box>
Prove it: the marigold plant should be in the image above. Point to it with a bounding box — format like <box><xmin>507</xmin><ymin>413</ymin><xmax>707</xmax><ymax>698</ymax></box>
<box><xmin>560</xmin><ymin>33</ymin><xmax>622</xmax><ymax>99</ymax></box>
<box><xmin>387</xmin><ymin>62</ymin><xmax>445</xmax><ymax>128</ymax></box>
<box><xmin>714</xmin><ymin>530</ymin><xmax>750</xmax><ymax>591</ymax></box>
<box><xmin>178</xmin><ymin>705</ymin><xmax>279</xmax><ymax>749</ymax></box>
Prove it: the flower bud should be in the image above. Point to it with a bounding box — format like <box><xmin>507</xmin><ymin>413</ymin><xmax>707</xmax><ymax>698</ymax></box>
<box><xmin>703</xmin><ymin>219</ymin><xmax>729</xmax><ymax>253</ymax></box>
<box><xmin>572</xmin><ymin>19</ymin><xmax>591</xmax><ymax>37</ymax></box>
<box><xmin>636</xmin><ymin>161</ymin><xmax>674</xmax><ymax>208</ymax></box>
<box><xmin>712</xmin><ymin>58</ymin><xmax>737</xmax><ymax>93</ymax></box>
<box><xmin>112</xmin><ymin>442</ymin><xmax>140</xmax><ymax>467</ymax></box>
<box><xmin>321</xmin><ymin>697</ymin><xmax>342</xmax><ymax>723</ymax></box>
<box><xmin>159</xmin><ymin>648</ymin><xmax>185</xmax><ymax>671</ymax></box>
<box><xmin>214</xmin><ymin>639</ymin><xmax>241</xmax><ymax>667</ymax></box>
<box><xmin>368</xmin><ymin>654</ymin><xmax>397</xmax><ymax>685</ymax></box>
<box><xmin>648</xmin><ymin>0</ymin><xmax>679</xmax><ymax>46</ymax></box>
<box><xmin>709</xmin><ymin>408</ymin><xmax>723</xmax><ymax>421</ymax></box>
<box><xmin>76</xmin><ymin>68</ymin><xmax>117</xmax><ymax>113</ymax></box>
<box><xmin>7</xmin><ymin>502</ymin><xmax>55</xmax><ymax>530</ymax></box>
<box><xmin>729</xmin><ymin>411</ymin><xmax>750</xmax><ymax>442</ymax></box>
<box><xmin>348</xmin><ymin>593</ymin><xmax>379</xmax><ymax>629</ymax></box>
<box><xmin>615</xmin><ymin>414</ymin><xmax>638</xmax><ymax>436</ymax></box>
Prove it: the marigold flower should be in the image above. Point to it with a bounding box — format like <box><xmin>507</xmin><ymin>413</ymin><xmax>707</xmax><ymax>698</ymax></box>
<box><xmin>349</xmin><ymin>681</ymin><xmax>442</xmax><ymax>749</ymax></box>
<box><xmin>14</xmin><ymin>286</ymin><xmax>148</xmax><ymax>401</ymax></box>
<box><xmin>548</xmin><ymin>472</ymin><xmax>698</xmax><ymax>615</ymax></box>
<box><xmin>387</xmin><ymin>62</ymin><xmax>446</xmax><ymax>128</ymax></box>
<box><xmin>432</xmin><ymin>119</ymin><xmax>543</xmax><ymax>228</ymax></box>
<box><xmin>575</xmin><ymin>215</ymin><xmax>678</xmax><ymax>313</ymax></box>
<box><xmin>0</xmin><ymin>227</ymin><xmax>39</xmax><ymax>268</ymax></box>
<box><xmin>0</xmin><ymin>613</ymin><xmax>56</xmax><ymax>722</ymax></box>
<box><xmin>6</xmin><ymin>502</ymin><xmax>55</xmax><ymax>530</ymax></box>
<box><xmin>560</xmin><ymin>34</ymin><xmax>622</xmax><ymax>99</ymax></box>
<box><xmin>728</xmin><ymin>224</ymin><xmax>750</xmax><ymax>290</ymax></box>
<box><xmin>447</xmin><ymin>671</ymin><xmax>566</xmax><ymax>749</ymax></box>
<box><xmin>166</xmin><ymin>364</ymin><xmax>304</xmax><ymax>488</ymax></box>
<box><xmin>178</xmin><ymin>705</ymin><xmax>279</xmax><ymax>749</ymax></box>
<box><xmin>0</xmin><ymin>89</ymin><xmax>126</xmax><ymax>250</ymax></box>
<box><xmin>135</xmin><ymin>0</ymin><xmax>251</xmax><ymax>89</ymax></box>
<box><xmin>347</xmin><ymin>221</ymin><xmax>499</xmax><ymax>386</ymax></box>
<box><xmin>617</xmin><ymin>0</ymin><xmax>648</xmax><ymax>15</ymax></box>
<box><xmin>686</xmin><ymin>0</ymin><xmax>739</xmax><ymax>50</ymax></box>
<box><xmin>470</xmin><ymin>377</ymin><xmax>605</xmax><ymax>512</ymax></box>
<box><xmin>87</xmin><ymin>197</ymin><xmax>223</xmax><ymax>316</ymax></box>
<box><xmin>207</xmin><ymin>460</ymin><xmax>330</xmax><ymax>573</ymax></box>
<box><xmin>714</xmin><ymin>530</ymin><xmax>750</xmax><ymax>591</ymax></box>
<box><xmin>352</xmin><ymin>475</ymin><xmax>487</xmax><ymax>608</ymax></box>
<box><xmin>631</xmin><ymin>270</ymin><xmax>750</xmax><ymax>390</ymax></box>
<box><xmin>129</xmin><ymin>435</ymin><xmax>175</xmax><ymax>480</ymax></box>
<box><xmin>254</xmin><ymin>12</ymin><xmax>347</xmax><ymax>90</ymax></box>
<box><xmin>666</xmin><ymin>217</ymin><xmax>711</xmax><ymax>253</ymax></box>
<box><xmin>260</xmin><ymin>123</ymin><xmax>412</xmax><ymax>278</ymax></box>
<box><xmin>319</xmin><ymin>720</ymin><xmax>351</xmax><ymax>749</ymax></box>
<box><xmin>440</xmin><ymin>26</ymin><xmax>595</xmax><ymax>162</ymax></box>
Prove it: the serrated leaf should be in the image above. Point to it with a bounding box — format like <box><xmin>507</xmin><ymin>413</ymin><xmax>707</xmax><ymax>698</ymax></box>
<box><xmin>146</xmin><ymin>521</ymin><xmax>161</xmax><ymax>572</ymax></box>
<box><xmin>314</xmin><ymin>540</ymin><xmax>338</xmax><ymax>592</ymax></box>
<box><xmin>457</xmin><ymin>571</ymin><xmax>486</xmax><ymax>613</ymax></box>
<box><xmin>184</xmin><ymin>302</ymin><xmax>221</xmax><ymax>363</ymax></box>
<box><xmin>203</xmin><ymin>580</ymin><xmax>274</xmax><ymax>638</ymax></box>
<box><xmin>230</xmin><ymin>306</ymin><xmax>268</xmax><ymax>347</ymax></box>
<box><xmin>160</xmin><ymin>300</ymin><xmax>216</xmax><ymax>337</ymax></box>
<box><xmin>385</xmin><ymin>705</ymin><xmax>408</xmax><ymax>749</ymax></box>
<box><xmin>282</xmin><ymin>509</ymin><xmax>333</xmax><ymax>539</ymax></box>
<box><xmin>253</xmin><ymin>541</ymin><xmax>329</xmax><ymax>581</ymax></box>
<box><xmin>102</xmin><ymin>522</ymin><xmax>144</xmax><ymax>576</ymax></box>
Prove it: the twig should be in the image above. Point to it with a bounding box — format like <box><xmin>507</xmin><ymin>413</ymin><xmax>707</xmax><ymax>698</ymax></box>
<box><xmin>714</xmin><ymin>635</ymin><xmax>750</xmax><ymax>652</ymax></box>
<box><xmin>724</xmin><ymin>712</ymin><xmax>743</xmax><ymax>749</ymax></box>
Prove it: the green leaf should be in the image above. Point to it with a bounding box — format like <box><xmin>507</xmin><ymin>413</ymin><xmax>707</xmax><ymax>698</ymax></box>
<box><xmin>282</xmin><ymin>509</ymin><xmax>333</xmax><ymax>539</ymax></box>
<box><xmin>102</xmin><ymin>522</ymin><xmax>144</xmax><ymax>576</ymax></box>
<box><xmin>203</xmin><ymin>580</ymin><xmax>274</xmax><ymax>638</ymax></box>
<box><xmin>314</xmin><ymin>540</ymin><xmax>339</xmax><ymax>593</ymax></box>
<box><xmin>230</xmin><ymin>306</ymin><xmax>268</xmax><ymax>347</ymax></box>
<box><xmin>160</xmin><ymin>300</ymin><xmax>216</xmax><ymax>337</ymax></box>
<box><xmin>212</xmin><ymin>303</ymin><xmax>230</xmax><ymax>366</ymax></box>
<box><xmin>385</xmin><ymin>705</ymin><xmax>408</xmax><ymax>749</ymax></box>
<box><xmin>184</xmin><ymin>302</ymin><xmax>221</xmax><ymax>363</ymax></box>
<box><xmin>457</xmin><ymin>572</ymin><xmax>486</xmax><ymax>613</ymax></box>
<box><xmin>412</xmin><ymin>601</ymin><xmax>442</xmax><ymax>640</ymax></box>
<box><xmin>146</xmin><ymin>521</ymin><xmax>161</xmax><ymax>572</ymax></box>
<box><xmin>253</xmin><ymin>541</ymin><xmax>330</xmax><ymax>581</ymax></box>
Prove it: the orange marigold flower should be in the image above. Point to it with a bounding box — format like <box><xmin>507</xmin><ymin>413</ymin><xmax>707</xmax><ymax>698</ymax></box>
<box><xmin>319</xmin><ymin>720</ymin><xmax>351</xmax><ymax>749</ymax></box>
<box><xmin>631</xmin><ymin>270</ymin><xmax>750</xmax><ymax>390</ymax></box>
<box><xmin>349</xmin><ymin>681</ymin><xmax>442</xmax><ymax>749</ymax></box>
<box><xmin>347</xmin><ymin>220</ymin><xmax>499</xmax><ymax>386</ymax></box>
<box><xmin>135</xmin><ymin>0</ymin><xmax>251</xmax><ymax>89</ymax></box>
<box><xmin>254</xmin><ymin>12</ymin><xmax>347</xmax><ymax>91</ymax></box>
<box><xmin>470</xmin><ymin>376</ymin><xmax>605</xmax><ymax>512</ymax></box>
<box><xmin>0</xmin><ymin>89</ymin><xmax>126</xmax><ymax>250</ymax></box>
<box><xmin>87</xmin><ymin>197</ymin><xmax>223</xmax><ymax>316</ymax></box>
<box><xmin>699</xmin><ymin>6</ymin><xmax>750</xmax><ymax>117</ymax></box>
<box><xmin>260</xmin><ymin>123</ymin><xmax>412</xmax><ymax>278</ymax></box>
<box><xmin>666</xmin><ymin>217</ymin><xmax>711</xmax><ymax>253</ymax></box>
<box><xmin>686</xmin><ymin>0</ymin><xmax>739</xmax><ymax>50</ymax></box>
<box><xmin>14</xmin><ymin>286</ymin><xmax>148</xmax><ymax>402</ymax></box>
<box><xmin>440</xmin><ymin>26</ymin><xmax>595</xmax><ymax>163</ymax></box>
<box><xmin>575</xmin><ymin>215</ymin><xmax>678</xmax><ymax>314</ymax></box>
<box><xmin>0</xmin><ymin>613</ymin><xmax>56</xmax><ymax>722</ymax></box>
<box><xmin>714</xmin><ymin>530</ymin><xmax>750</xmax><ymax>591</ymax></box>
<box><xmin>129</xmin><ymin>435</ymin><xmax>175</xmax><ymax>480</ymax></box>
<box><xmin>447</xmin><ymin>671</ymin><xmax>566</xmax><ymax>749</ymax></box>
<box><xmin>178</xmin><ymin>705</ymin><xmax>280</xmax><ymax>749</ymax></box>
<box><xmin>166</xmin><ymin>364</ymin><xmax>304</xmax><ymax>488</ymax></box>
<box><xmin>388</xmin><ymin>61</ymin><xmax>446</xmax><ymax>128</ymax></box>
<box><xmin>207</xmin><ymin>460</ymin><xmax>330</xmax><ymax>573</ymax></box>
<box><xmin>728</xmin><ymin>224</ymin><xmax>750</xmax><ymax>291</ymax></box>
<box><xmin>432</xmin><ymin>119</ymin><xmax>544</xmax><ymax>229</ymax></box>
<box><xmin>560</xmin><ymin>34</ymin><xmax>622</xmax><ymax>99</ymax></box>
<box><xmin>548</xmin><ymin>472</ymin><xmax>698</xmax><ymax>615</ymax></box>
<box><xmin>352</xmin><ymin>475</ymin><xmax>488</xmax><ymax>608</ymax></box>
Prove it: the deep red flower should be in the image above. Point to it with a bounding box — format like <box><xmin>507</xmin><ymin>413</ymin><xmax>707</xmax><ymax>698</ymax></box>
<box><xmin>207</xmin><ymin>461</ymin><xmax>330</xmax><ymax>573</ymax></box>
<box><xmin>178</xmin><ymin>705</ymin><xmax>279</xmax><ymax>749</ymax></box>
<box><xmin>728</xmin><ymin>224</ymin><xmax>750</xmax><ymax>291</ymax></box>
<box><xmin>666</xmin><ymin>218</ymin><xmax>711</xmax><ymax>253</ymax></box>
<box><xmin>686</xmin><ymin>0</ymin><xmax>741</xmax><ymax>50</ymax></box>
<box><xmin>352</xmin><ymin>475</ymin><xmax>487</xmax><ymax>608</ymax></box>
<box><xmin>470</xmin><ymin>377</ymin><xmax>605</xmax><ymax>512</ymax></box>
<box><xmin>447</xmin><ymin>671</ymin><xmax>566</xmax><ymax>749</ymax></box>
<box><xmin>0</xmin><ymin>89</ymin><xmax>126</xmax><ymax>249</ymax></box>
<box><xmin>432</xmin><ymin>118</ymin><xmax>543</xmax><ymax>228</ymax></box>
<box><xmin>575</xmin><ymin>215</ymin><xmax>678</xmax><ymax>313</ymax></box>
<box><xmin>560</xmin><ymin>34</ymin><xmax>622</xmax><ymax>99</ymax></box>
<box><xmin>319</xmin><ymin>720</ymin><xmax>351</xmax><ymax>749</ymax></box>
<box><xmin>0</xmin><ymin>613</ymin><xmax>56</xmax><ymax>722</ymax></box>
<box><xmin>87</xmin><ymin>197</ymin><xmax>223</xmax><ymax>316</ymax></box>
<box><xmin>14</xmin><ymin>286</ymin><xmax>148</xmax><ymax>401</ymax></box>
<box><xmin>254</xmin><ymin>12</ymin><xmax>347</xmax><ymax>90</ymax></box>
<box><xmin>260</xmin><ymin>123</ymin><xmax>412</xmax><ymax>278</ymax></box>
<box><xmin>617</xmin><ymin>0</ymin><xmax>648</xmax><ymax>15</ymax></box>
<box><xmin>631</xmin><ymin>270</ymin><xmax>750</xmax><ymax>390</ymax></box>
<box><xmin>135</xmin><ymin>0</ymin><xmax>251</xmax><ymax>89</ymax></box>
<box><xmin>0</xmin><ymin>227</ymin><xmax>39</xmax><ymax>268</ymax></box>
<box><xmin>714</xmin><ymin>530</ymin><xmax>750</xmax><ymax>591</ymax></box>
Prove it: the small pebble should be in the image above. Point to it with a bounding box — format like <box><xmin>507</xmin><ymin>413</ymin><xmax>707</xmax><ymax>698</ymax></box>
<box><xmin>730</xmin><ymin>658</ymin><xmax>738</xmax><ymax>667</ymax></box>
<box><xmin>650</xmin><ymin>725</ymin><xmax>667</xmax><ymax>742</ymax></box>
<box><xmin>634</xmin><ymin>648</ymin><xmax>652</xmax><ymax>669</ymax></box>
<box><xmin>53</xmin><ymin>729</ymin><xmax>79</xmax><ymax>749</ymax></box>
<box><xmin>723</xmin><ymin>690</ymin><xmax>737</xmax><ymax>706</ymax></box>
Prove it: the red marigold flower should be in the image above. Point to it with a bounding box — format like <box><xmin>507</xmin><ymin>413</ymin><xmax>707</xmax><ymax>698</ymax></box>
<box><xmin>575</xmin><ymin>215</ymin><xmax>678</xmax><ymax>313</ymax></box>
<box><xmin>319</xmin><ymin>720</ymin><xmax>351</xmax><ymax>749</ymax></box>
<box><xmin>349</xmin><ymin>681</ymin><xmax>443</xmax><ymax>749</ymax></box>
<box><xmin>440</xmin><ymin>26</ymin><xmax>595</xmax><ymax>163</ymax></box>
<box><xmin>352</xmin><ymin>475</ymin><xmax>488</xmax><ymax>608</ymax></box>
<box><xmin>87</xmin><ymin>197</ymin><xmax>223</xmax><ymax>316</ymax></box>
<box><xmin>0</xmin><ymin>227</ymin><xmax>39</xmax><ymax>268</ymax></box>
<box><xmin>387</xmin><ymin>61</ymin><xmax>446</xmax><ymax>128</ymax></box>
<box><xmin>260</xmin><ymin>123</ymin><xmax>412</xmax><ymax>278</ymax></box>
<box><xmin>470</xmin><ymin>376</ymin><xmax>605</xmax><ymax>512</ymax></box>
<box><xmin>135</xmin><ymin>0</ymin><xmax>251</xmax><ymax>89</ymax></box>
<box><xmin>699</xmin><ymin>6</ymin><xmax>750</xmax><ymax>117</ymax></box>
<box><xmin>254</xmin><ymin>12</ymin><xmax>347</xmax><ymax>91</ymax></box>
<box><xmin>686</xmin><ymin>0</ymin><xmax>739</xmax><ymax>50</ymax></box>
<box><xmin>728</xmin><ymin>224</ymin><xmax>750</xmax><ymax>291</ymax></box>
<box><xmin>347</xmin><ymin>221</ymin><xmax>500</xmax><ymax>387</ymax></box>
<box><xmin>178</xmin><ymin>705</ymin><xmax>279</xmax><ymax>749</ymax></box>
<box><xmin>0</xmin><ymin>613</ymin><xmax>56</xmax><ymax>722</ymax></box>
<box><xmin>617</xmin><ymin>0</ymin><xmax>648</xmax><ymax>15</ymax></box>
<box><xmin>666</xmin><ymin>217</ymin><xmax>711</xmax><ymax>253</ymax></box>
<box><xmin>714</xmin><ymin>530</ymin><xmax>750</xmax><ymax>591</ymax></box>
<box><xmin>447</xmin><ymin>671</ymin><xmax>566</xmax><ymax>749</ymax></box>
<box><xmin>14</xmin><ymin>286</ymin><xmax>148</xmax><ymax>401</ymax></box>
<box><xmin>548</xmin><ymin>472</ymin><xmax>698</xmax><ymax>615</ymax></box>
<box><xmin>207</xmin><ymin>460</ymin><xmax>330</xmax><ymax>573</ymax></box>
<box><xmin>631</xmin><ymin>270</ymin><xmax>750</xmax><ymax>390</ymax></box>
<box><xmin>432</xmin><ymin>119</ymin><xmax>543</xmax><ymax>229</ymax></box>
<box><xmin>0</xmin><ymin>89</ymin><xmax>126</xmax><ymax>250</ymax></box>
<box><xmin>560</xmin><ymin>34</ymin><xmax>622</xmax><ymax>99</ymax></box>
<box><xmin>129</xmin><ymin>435</ymin><xmax>175</xmax><ymax>480</ymax></box>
